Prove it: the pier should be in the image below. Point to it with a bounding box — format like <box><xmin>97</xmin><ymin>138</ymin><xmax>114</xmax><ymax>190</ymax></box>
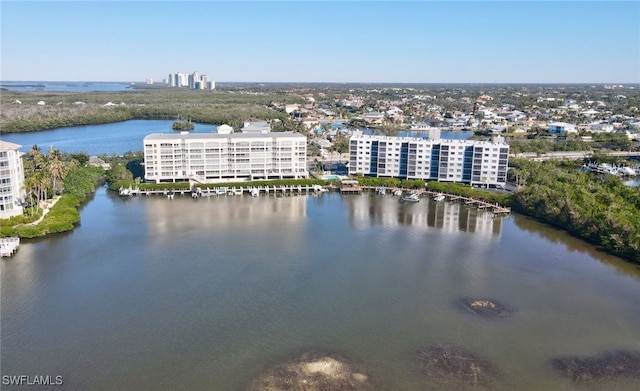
<box><xmin>339</xmin><ymin>180</ymin><xmax>362</xmax><ymax>193</ymax></box>
<box><xmin>362</xmin><ymin>186</ymin><xmax>511</xmax><ymax>215</ymax></box>
<box><xmin>117</xmin><ymin>183</ymin><xmax>510</xmax><ymax>214</ymax></box>
<box><xmin>119</xmin><ymin>184</ymin><xmax>329</xmax><ymax>198</ymax></box>
<box><xmin>1</xmin><ymin>237</ymin><xmax>20</xmax><ymax>257</ymax></box>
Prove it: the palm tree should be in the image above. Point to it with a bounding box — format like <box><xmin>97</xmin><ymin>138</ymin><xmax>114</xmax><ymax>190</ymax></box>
<box><xmin>30</xmin><ymin>144</ymin><xmax>45</xmax><ymax>171</ymax></box>
<box><xmin>23</xmin><ymin>175</ymin><xmax>39</xmax><ymax>216</ymax></box>
<box><xmin>48</xmin><ymin>148</ymin><xmax>65</xmax><ymax>194</ymax></box>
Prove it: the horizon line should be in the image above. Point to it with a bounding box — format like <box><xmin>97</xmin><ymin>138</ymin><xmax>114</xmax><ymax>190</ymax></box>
<box><xmin>2</xmin><ymin>80</ymin><xmax>639</xmax><ymax>86</ymax></box>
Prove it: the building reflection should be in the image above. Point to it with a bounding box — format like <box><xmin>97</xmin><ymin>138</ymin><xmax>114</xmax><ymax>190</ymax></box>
<box><xmin>348</xmin><ymin>195</ymin><xmax>503</xmax><ymax>237</ymax></box>
<box><xmin>144</xmin><ymin>194</ymin><xmax>308</xmax><ymax>237</ymax></box>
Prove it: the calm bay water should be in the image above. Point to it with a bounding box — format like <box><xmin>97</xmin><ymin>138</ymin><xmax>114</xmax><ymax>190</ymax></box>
<box><xmin>0</xmin><ymin>81</ymin><xmax>132</xmax><ymax>92</ymax></box>
<box><xmin>1</xmin><ymin>188</ymin><xmax>640</xmax><ymax>390</ymax></box>
<box><xmin>1</xmin><ymin>121</ymin><xmax>640</xmax><ymax>390</ymax></box>
<box><xmin>1</xmin><ymin>120</ymin><xmax>218</xmax><ymax>155</ymax></box>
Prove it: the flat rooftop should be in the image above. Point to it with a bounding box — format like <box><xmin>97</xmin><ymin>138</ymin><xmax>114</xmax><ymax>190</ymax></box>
<box><xmin>144</xmin><ymin>131</ymin><xmax>305</xmax><ymax>141</ymax></box>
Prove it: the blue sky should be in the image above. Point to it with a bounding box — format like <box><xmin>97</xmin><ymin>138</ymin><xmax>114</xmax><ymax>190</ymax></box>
<box><xmin>1</xmin><ymin>1</ymin><xmax>639</xmax><ymax>83</ymax></box>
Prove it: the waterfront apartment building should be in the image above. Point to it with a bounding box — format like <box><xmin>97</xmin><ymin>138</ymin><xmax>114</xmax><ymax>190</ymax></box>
<box><xmin>348</xmin><ymin>134</ymin><xmax>509</xmax><ymax>187</ymax></box>
<box><xmin>143</xmin><ymin>132</ymin><xmax>308</xmax><ymax>183</ymax></box>
<box><xmin>0</xmin><ymin>141</ymin><xmax>26</xmax><ymax>218</ymax></box>
<box><xmin>168</xmin><ymin>71</ymin><xmax>215</xmax><ymax>90</ymax></box>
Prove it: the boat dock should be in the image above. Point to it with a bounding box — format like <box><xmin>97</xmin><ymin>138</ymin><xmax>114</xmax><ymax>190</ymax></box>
<box><xmin>119</xmin><ymin>184</ymin><xmax>328</xmax><ymax>198</ymax></box>
<box><xmin>117</xmin><ymin>183</ymin><xmax>510</xmax><ymax>214</ymax></box>
<box><xmin>1</xmin><ymin>237</ymin><xmax>20</xmax><ymax>257</ymax></box>
<box><xmin>340</xmin><ymin>180</ymin><xmax>362</xmax><ymax>193</ymax></box>
<box><xmin>362</xmin><ymin>187</ymin><xmax>511</xmax><ymax>214</ymax></box>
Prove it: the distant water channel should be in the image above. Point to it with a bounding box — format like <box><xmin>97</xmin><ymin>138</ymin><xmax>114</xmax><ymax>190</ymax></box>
<box><xmin>1</xmin><ymin>120</ymin><xmax>472</xmax><ymax>156</ymax></box>
<box><xmin>1</xmin><ymin>120</ymin><xmax>218</xmax><ymax>155</ymax></box>
<box><xmin>0</xmin><ymin>81</ymin><xmax>133</xmax><ymax>92</ymax></box>
<box><xmin>2</xmin><ymin>188</ymin><xmax>640</xmax><ymax>390</ymax></box>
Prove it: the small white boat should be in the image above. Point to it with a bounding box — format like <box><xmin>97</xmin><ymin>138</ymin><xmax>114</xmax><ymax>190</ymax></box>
<box><xmin>250</xmin><ymin>188</ymin><xmax>260</xmax><ymax>197</ymax></box>
<box><xmin>618</xmin><ymin>166</ymin><xmax>637</xmax><ymax>176</ymax></box>
<box><xmin>393</xmin><ymin>189</ymin><xmax>403</xmax><ymax>196</ymax></box>
<box><xmin>377</xmin><ymin>186</ymin><xmax>386</xmax><ymax>195</ymax></box>
<box><xmin>199</xmin><ymin>188</ymin><xmax>214</xmax><ymax>197</ymax></box>
<box><xmin>433</xmin><ymin>194</ymin><xmax>445</xmax><ymax>202</ymax></box>
<box><xmin>313</xmin><ymin>185</ymin><xmax>329</xmax><ymax>193</ymax></box>
<box><xmin>119</xmin><ymin>186</ymin><xmax>132</xmax><ymax>196</ymax></box>
<box><xmin>401</xmin><ymin>193</ymin><xmax>420</xmax><ymax>202</ymax></box>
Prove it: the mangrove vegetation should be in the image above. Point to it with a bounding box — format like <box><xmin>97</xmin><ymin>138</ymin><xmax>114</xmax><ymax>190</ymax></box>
<box><xmin>0</xmin><ymin>147</ymin><xmax>104</xmax><ymax>238</ymax></box>
<box><xmin>509</xmin><ymin>159</ymin><xmax>640</xmax><ymax>263</ymax></box>
<box><xmin>0</xmin><ymin>88</ymin><xmax>305</xmax><ymax>134</ymax></box>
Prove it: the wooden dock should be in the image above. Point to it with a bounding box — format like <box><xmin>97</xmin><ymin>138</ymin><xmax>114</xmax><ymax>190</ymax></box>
<box><xmin>118</xmin><ymin>183</ymin><xmax>510</xmax><ymax>214</ymax></box>
<box><xmin>1</xmin><ymin>237</ymin><xmax>20</xmax><ymax>257</ymax></box>
<box><xmin>361</xmin><ymin>186</ymin><xmax>511</xmax><ymax>215</ymax></box>
<box><xmin>119</xmin><ymin>184</ymin><xmax>329</xmax><ymax>198</ymax></box>
<box><xmin>340</xmin><ymin>180</ymin><xmax>362</xmax><ymax>193</ymax></box>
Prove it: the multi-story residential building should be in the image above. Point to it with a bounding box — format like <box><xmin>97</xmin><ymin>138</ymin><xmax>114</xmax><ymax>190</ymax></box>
<box><xmin>168</xmin><ymin>71</ymin><xmax>215</xmax><ymax>90</ymax></box>
<box><xmin>143</xmin><ymin>132</ymin><xmax>308</xmax><ymax>183</ymax></box>
<box><xmin>348</xmin><ymin>134</ymin><xmax>509</xmax><ymax>188</ymax></box>
<box><xmin>0</xmin><ymin>141</ymin><xmax>26</xmax><ymax>218</ymax></box>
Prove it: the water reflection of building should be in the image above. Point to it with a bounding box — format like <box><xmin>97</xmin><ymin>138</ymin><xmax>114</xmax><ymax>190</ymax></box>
<box><xmin>348</xmin><ymin>196</ymin><xmax>502</xmax><ymax>237</ymax></box>
<box><xmin>145</xmin><ymin>195</ymin><xmax>308</xmax><ymax>237</ymax></box>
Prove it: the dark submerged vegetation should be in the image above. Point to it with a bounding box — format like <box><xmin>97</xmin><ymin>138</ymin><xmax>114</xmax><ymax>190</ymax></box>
<box><xmin>552</xmin><ymin>350</ymin><xmax>640</xmax><ymax>382</ymax></box>
<box><xmin>460</xmin><ymin>297</ymin><xmax>513</xmax><ymax>318</ymax></box>
<box><xmin>414</xmin><ymin>345</ymin><xmax>499</xmax><ymax>389</ymax></box>
<box><xmin>246</xmin><ymin>350</ymin><xmax>376</xmax><ymax>391</ymax></box>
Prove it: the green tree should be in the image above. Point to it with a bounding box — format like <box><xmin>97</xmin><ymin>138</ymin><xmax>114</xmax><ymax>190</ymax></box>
<box><xmin>48</xmin><ymin>148</ymin><xmax>65</xmax><ymax>194</ymax></box>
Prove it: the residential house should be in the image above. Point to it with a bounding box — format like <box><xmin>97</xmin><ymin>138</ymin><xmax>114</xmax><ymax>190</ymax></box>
<box><xmin>548</xmin><ymin>122</ymin><xmax>577</xmax><ymax>134</ymax></box>
<box><xmin>241</xmin><ymin>120</ymin><xmax>271</xmax><ymax>134</ymax></box>
<box><xmin>364</xmin><ymin>112</ymin><xmax>385</xmax><ymax>124</ymax></box>
<box><xmin>589</xmin><ymin>123</ymin><xmax>614</xmax><ymax>133</ymax></box>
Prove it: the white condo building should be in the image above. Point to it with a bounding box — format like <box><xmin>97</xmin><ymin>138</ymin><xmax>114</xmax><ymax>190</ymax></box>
<box><xmin>0</xmin><ymin>141</ymin><xmax>26</xmax><ymax>218</ymax></box>
<box><xmin>349</xmin><ymin>134</ymin><xmax>509</xmax><ymax>187</ymax></box>
<box><xmin>143</xmin><ymin>132</ymin><xmax>308</xmax><ymax>183</ymax></box>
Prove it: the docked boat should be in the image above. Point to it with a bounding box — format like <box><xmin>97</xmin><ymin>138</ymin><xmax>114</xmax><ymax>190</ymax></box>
<box><xmin>618</xmin><ymin>166</ymin><xmax>637</xmax><ymax>176</ymax></box>
<box><xmin>393</xmin><ymin>189</ymin><xmax>403</xmax><ymax>196</ymax></box>
<box><xmin>199</xmin><ymin>188</ymin><xmax>215</xmax><ymax>197</ymax></box>
<box><xmin>119</xmin><ymin>186</ymin><xmax>132</xmax><ymax>196</ymax></box>
<box><xmin>433</xmin><ymin>193</ymin><xmax>445</xmax><ymax>202</ymax></box>
<box><xmin>250</xmin><ymin>188</ymin><xmax>260</xmax><ymax>197</ymax></box>
<box><xmin>313</xmin><ymin>184</ymin><xmax>329</xmax><ymax>193</ymax></box>
<box><xmin>401</xmin><ymin>193</ymin><xmax>420</xmax><ymax>202</ymax></box>
<box><xmin>377</xmin><ymin>186</ymin><xmax>386</xmax><ymax>195</ymax></box>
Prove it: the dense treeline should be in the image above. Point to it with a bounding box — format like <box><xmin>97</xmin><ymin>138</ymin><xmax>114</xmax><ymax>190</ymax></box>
<box><xmin>0</xmin><ymin>89</ymin><xmax>301</xmax><ymax>133</ymax></box>
<box><xmin>425</xmin><ymin>181</ymin><xmax>513</xmax><ymax>205</ymax></box>
<box><xmin>507</xmin><ymin>133</ymin><xmax>636</xmax><ymax>155</ymax></box>
<box><xmin>509</xmin><ymin>159</ymin><xmax>640</xmax><ymax>263</ymax></box>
